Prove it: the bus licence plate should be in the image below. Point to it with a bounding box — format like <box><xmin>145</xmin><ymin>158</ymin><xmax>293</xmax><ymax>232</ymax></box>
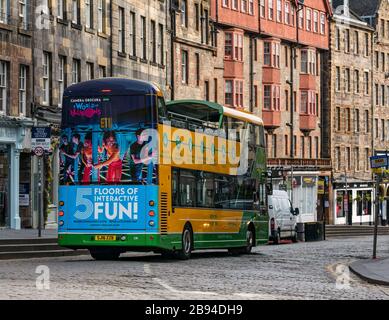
<box><xmin>94</xmin><ymin>235</ymin><xmax>117</xmax><ymax>241</ymax></box>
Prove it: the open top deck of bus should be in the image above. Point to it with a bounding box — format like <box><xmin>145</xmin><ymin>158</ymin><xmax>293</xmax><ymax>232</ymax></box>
<box><xmin>166</xmin><ymin>99</ymin><xmax>264</xmax><ymax>127</ymax></box>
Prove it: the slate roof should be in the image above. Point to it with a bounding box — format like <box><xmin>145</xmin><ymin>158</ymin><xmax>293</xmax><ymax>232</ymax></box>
<box><xmin>332</xmin><ymin>0</ymin><xmax>380</xmax><ymax>17</ymax></box>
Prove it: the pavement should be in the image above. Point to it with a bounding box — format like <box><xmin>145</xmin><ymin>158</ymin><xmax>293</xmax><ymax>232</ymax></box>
<box><xmin>350</xmin><ymin>257</ymin><xmax>389</xmax><ymax>286</ymax></box>
<box><xmin>0</xmin><ymin>228</ymin><xmax>57</xmax><ymax>239</ymax></box>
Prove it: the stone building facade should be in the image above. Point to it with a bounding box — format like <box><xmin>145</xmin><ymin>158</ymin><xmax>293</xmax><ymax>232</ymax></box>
<box><xmin>345</xmin><ymin>0</ymin><xmax>389</xmax><ymax>225</ymax></box>
<box><xmin>171</xmin><ymin>0</ymin><xmax>222</xmax><ymax>102</ymax></box>
<box><xmin>257</xmin><ymin>0</ymin><xmax>332</xmax><ymax>223</ymax></box>
<box><xmin>0</xmin><ymin>1</ymin><xmax>34</xmax><ymax>229</ymax></box>
<box><xmin>111</xmin><ymin>0</ymin><xmax>169</xmax><ymax>96</ymax></box>
<box><xmin>329</xmin><ymin>1</ymin><xmax>375</xmax><ymax>225</ymax></box>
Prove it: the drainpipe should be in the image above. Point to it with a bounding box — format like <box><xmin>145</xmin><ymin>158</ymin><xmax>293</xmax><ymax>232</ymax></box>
<box><xmin>170</xmin><ymin>0</ymin><xmax>176</xmax><ymax>100</ymax></box>
<box><xmin>249</xmin><ymin>35</ymin><xmax>254</xmax><ymax>113</ymax></box>
<box><xmin>109</xmin><ymin>0</ymin><xmax>113</xmax><ymax>77</ymax></box>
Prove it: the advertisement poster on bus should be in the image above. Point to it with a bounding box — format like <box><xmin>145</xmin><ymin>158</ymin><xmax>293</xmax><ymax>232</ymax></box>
<box><xmin>59</xmin><ymin>96</ymin><xmax>158</xmax><ymax>186</ymax></box>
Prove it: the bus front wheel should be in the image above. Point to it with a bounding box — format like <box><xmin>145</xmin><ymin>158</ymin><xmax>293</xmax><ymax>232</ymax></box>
<box><xmin>89</xmin><ymin>248</ymin><xmax>121</xmax><ymax>261</ymax></box>
<box><xmin>177</xmin><ymin>224</ymin><xmax>193</xmax><ymax>260</ymax></box>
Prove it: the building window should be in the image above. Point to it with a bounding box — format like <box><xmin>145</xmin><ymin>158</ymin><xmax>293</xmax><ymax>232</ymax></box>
<box><xmin>264</xmin><ymin>85</ymin><xmax>271</xmax><ymax>110</ymax></box>
<box><xmin>336</xmin><ymin>107</ymin><xmax>341</xmax><ymax>131</ymax></box>
<box><xmin>276</xmin><ymin>0</ymin><xmax>281</xmax><ymax>22</ymax></box>
<box><xmin>234</xmin><ymin>33</ymin><xmax>243</xmax><ymax>61</ymax></box>
<box><xmin>58</xmin><ymin>56</ymin><xmax>66</xmax><ymax>106</ymax></box>
<box><xmin>0</xmin><ymin>0</ymin><xmax>8</xmax><ymax>24</ymax></box>
<box><xmin>284</xmin><ymin>135</ymin><xmax>288</xmax><ymax>156</ymax></box>
<box><xmin>345</xmin><ymin>68</ymin><xmax>350</xmax><ymax>93</ymax></box>
<box><xmin>364</xmin><ymin>33</ymin><xmax>369</xmax><ymax>56</ymax></box>
<box><xmin>300</xmin><ymin>91</ymin><xmax>308</xmax><ymax>114</ymax></box>
<box><xmin>57</xmin><ymin>0</ymin><xmax>65</xmax><ymax>19</ymax></box>
<box><xmin>354</xmin><ymin>31</ymin><xmax>359</xmax><ymax>55</ymax></box>
<box><xmin>354</xmin><ymin>70</ymin><xmax>359</xmax><ymax>93</ymax></box>
<box><xmin>214</xmin><ymin>78</ymin><xmax>218</xmax><ymax>103</ymax></box>
<box><xmin>382</xmin><ymin>85</ymin><xmax>386</xmax><ymax>106</ymax></box>
<box><xmin>285</xmin><ymin>90</ymin><xmax>289</xmax><ymax>111</ymax></box>
<box><xmin>98</xmin><ymin>65</ymin><xmax>106</xmax><ymax>78</ymax></box>
<box><xmin>335</xmin><ymin>147</ymin><xmax>341</xmax><ymax>171</ymax></box>
<box><xmin>97</xmin><ymin>0</ymin><xmax>106</xmax><ymax>33</ymax></box>
<box><xmin>313</xmin><ymin>10</ymin><xmax>318</xmax><ymax>33</ymax></box>
<box><xmin>375</xmin><ymin>83</ymin><xmax>379</xmax><ymax>105</ymax></box>
<box><xmin>284</xmin><ymin>2</ymin><xmax>290</xmax><ymax>25</ymax></box>
<box><xmin>364</xmin><ymin>72</ymin><xmax>369</xmax><ymax>94</ymax></box>
<box><xmin>272</xmin><ymin>135</ymin><xmax>277</xmax><ymax>158</ymax></box>
<box><xmin>260</xmin><ymin>0</ymin><xmax>265</xmax><ymax>18</ymax></box>
<box><xmin>365</xmin><ymin>110</ymin><xmax>369</xmax><ymax>133</ymax></box>
<box><xmin>225</xmin><ymin>32</ymin><xmax>233</xmax><ymax>59</ymax></box>
<box><xmin>300</xmin><ymin>91</ymin><xmax>316</xmax><ymax>115</ymax></box>
<box><xmin>248</xmin><ymin>0</ymin><xmax>254</xmax><ymax>15</ymax></box>
<box><xmin>141</xmin><ymin>16</ymin><xmax>147</xmax><ymax>60</ymax></box>
<box><xmin>225</xmin><ymin>80</ymin><xmax>233</xmax><ymax>106</ymax></box>
<box><xmin>150</xmin><ymin>20</ymin><xmax>156</xmax><ymax>63</ymax></box>
<box><xmin>253</xmin><ymin>84</ymin><xmax>258</xmax><ymax>108</ymax></box>
<box><xmin>298</xmin><ymin>8</ymin><xmax>303</xmax><ymax>29</ymax></box>
<box><xmin>181</xmin><ymin>50</ymin><xmax>188</xmax><ymax>84</ymax></box>
<box><xmin>158</xmin><ymin>23</ymin><xmax>164</xmax><ymax>65</ymax></box>
<box><xmin>320</xmin><ymin>13</ymin><xmax>325</xmax><ymax>34</ymax></box>
<box><xmin>43</xmin><ymin>52</ymin><xmax>51</xmax><ymax>105</ymax></box>
<box><xmin>85</xmin><ymin>0</ymin><xmax>93</xmax><ymax>29</ymax></box>
<box><xmin>375</xmin><ymin>51</ymin><xmax>379</xmax><ymax>69</ymax></box>
<box><xmin>354</xmin><ymin>109</ymin><xmax>360</xmax><ymax>132</ymax></box>
<box><xmin>86</xmin><ymin>62</ymin><xmax>94</xmax><ymax>81</ymax></box>
<box><xmin>268</xmin><ymin>0</ymin><xmax>273</xmax><ymax>20</ymax></box>
<box><xmin>235</xmin><ymin>80</ymin><xmax>243</xmax><ymax>108</ymax></box>
<box><xmin>335</xmin><ymin>27</ymin><xmax>340</xmax><ymax>50</ymax></box>
<box><xmin>181</xmin><ymin>0</ymin><xmax>187</xmax><ymax>27</ymax></box>
<box><xmin>195</xmin><ymin>3</ymin><xmax>199</xmax><ymax>30</ymax></box>
<box><xmin>195</xmin><ymin>53</ymin><xmax>200</xmax><ymax>86</ymax></box>
<box><xmin>72</xmin><ymin>59</ymin><xmax>80</xmax><ymax>84</ymax></box>
<box><xmin>346</xmin><ymin>108</ymin><xmax>351</xmax><ymax>131</ymax></box>
<box><xmin>0</xmin><ymin>61</ymin><xmax>7</xmax><ymax>113</ymax></box>
<box><xmin>19</xmin><ymin>65</ymin><xmax>27</xmax><ymax>115</ymax></box>
<box><xmin>375</xmin><ymin>118</ymin><xmax>379</xmax><ymax>139</ymax></box>
<box><xmin>336</xmin><ymin>66</ymin><xmax>340</xmax><ymax>91</ymax></box>
<box><xmin>344</xmin><ymin>29</ymin><xmax>350</xmax><ymax>53</ymax></box>
<box><xmin>300</xmin><ymin>136</ymin><xmax>305</xmax><ymax>158</ymax></box>
<box><xmin>130</xmin><ymin>12</ymin><xmax>136</xmax><ymax>57</ymax></box>
<box><xmin>382</xmin><ymin>119</ymin><xmax>385</xmax><ymax>141</ymax></box>
<box><xmin>382</xmin><ymin>52</ymin><xmax>386</xmax><ymax>72</ymax></box>
<box><xmin>315</xmin><ymin>137</ymin><xmax>319</xmax><ymax>159</ymax></box>
<box><xmin>72</xmin><ymin>0</ymin><xmax>80</xmax><ymax>25</ymax></box>
<box><xmin>118</xmin><ymin>7</ymin><xmax>125</xmax><ymax>53</ymax></box>
<box><xmin>346</xmin><ymin>147</ymin><xmax>351</xmax><ymax>171</ymax></box>
<box><xmin>301</xmin><ymin>49</ymin><xmax>316</xmax><ymax>75</ymax></box>
<box><xmin>205</xmin><ymin>80</ymin><xmax>210</xmax><ymax>101</ymax></box>
<box><xmin>19</xmin><ymin>0</ymin><xmax>28</xmax><ymax>29</ymax></box>
<box><xmin>264</xmin><ymin>41</ymin><xmax>280</xmax><ymax>68</ymax></box>
<box><xmin>365</xmin><ymin>148</ymin><xmax>370</xmax><ymax>171</ymax></box>
<box><xmin>222</xmin><ymin>0</ymin><xmax>229</xmax><ymax>7</ymax></box>
<box><xmin>272</xmin><ymin>85</ymin><xmax>280</xmax><ymax>110</ymax></box>
<box><xmin>264</xmin><ymin>42</ymin><xmax>271</xmax><ymax>66</ymax></box>
<box><xmin>306</xmin><ymin>8</ymin><xmax>311</xmax><ymax>31</ymax></box>
<box><xmin>241</xmin><ymin>0</ymin><xmax>247</xmax><ymax>13</ymax></box>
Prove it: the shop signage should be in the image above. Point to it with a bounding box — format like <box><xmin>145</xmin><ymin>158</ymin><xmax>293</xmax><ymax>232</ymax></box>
<box><xmin>370</xmin><ymin>155</ymin><xmax>389</xmax><ymax>169</ymax></box>
<box><xmin>318</xmin><ymin>180</ymin><xmax>325</xmax><ymax>195</ymax></box>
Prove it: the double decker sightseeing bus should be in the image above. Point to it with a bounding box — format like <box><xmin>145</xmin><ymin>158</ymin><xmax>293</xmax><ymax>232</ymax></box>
<box><xmin>58</xmin><ymin>78</ymin><xmax>269</xmax><ymax>260</ymax></box>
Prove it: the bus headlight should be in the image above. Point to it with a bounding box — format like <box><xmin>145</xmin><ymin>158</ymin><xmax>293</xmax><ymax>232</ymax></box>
<box><xmin>59</xmin><ymin>220</ymin><xmax>64</xmax><ymax>226</ymax></box>
<box><xmin>148</xmin><ymin>220</ymin><xmax>155</xmax><ymax>227</ymax></box>
<box><xmin>149</xmin><ymin>200</ymin><xmax>155</xmax><ymax>207</ymax></box>
<box><xmin>59</xmin><ymin>201</ymin><xmax>64</xmax><ymax>206</ymax></box>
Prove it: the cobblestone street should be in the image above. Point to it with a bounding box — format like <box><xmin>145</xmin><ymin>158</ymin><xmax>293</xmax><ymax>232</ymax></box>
<box><xmin>1</xmin><ymin>236</ymin><xmax>389</xmax><ymax>300</ymax></box>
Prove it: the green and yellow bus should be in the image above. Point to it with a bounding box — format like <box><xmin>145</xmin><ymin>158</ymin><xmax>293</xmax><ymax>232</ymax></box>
<box><xmin>58</xmin><ymin>78</ymin><xmax>269</xmax><ymax>260</ymax></box>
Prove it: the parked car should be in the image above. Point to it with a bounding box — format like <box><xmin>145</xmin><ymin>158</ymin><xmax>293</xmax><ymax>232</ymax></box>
<box><xmin>268</xmin><ymin>190</ymin><xmax>300</xmax><ymax>244</ymax></box>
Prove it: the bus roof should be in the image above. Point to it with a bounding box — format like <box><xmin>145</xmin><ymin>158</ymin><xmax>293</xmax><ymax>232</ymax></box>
<box><xmin>64</xmin><ymin>78</ymin><xmax>163</xmax><ymax>97</ymax></box>
<box><xmin>166</xmin><ymin>99</ymin><xmax>264</xmax><ymax>126</ymax></box>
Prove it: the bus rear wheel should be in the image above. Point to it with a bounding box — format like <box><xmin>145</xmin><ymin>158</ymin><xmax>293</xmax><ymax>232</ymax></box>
<box><xmin>89</xmin><ymin>249</ymin><xmax>121</xmax><ymax>261</ymax></box>
<box><xmin>177</xmin><ymin>225</ymin><xmax>193</xmax><ymax>260</ymax></box>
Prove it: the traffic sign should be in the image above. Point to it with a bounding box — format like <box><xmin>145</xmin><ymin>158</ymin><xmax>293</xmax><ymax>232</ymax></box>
<box><xmin>32</xmin><ymin>127</ymin><xmax>51</xmax><ymax>157</ymax></box>
<box><xmin>33</xmin><ymin>147</ymin><xmax>44</xmax><ymax>157</ymax></box>
<box><xmin>370</xmin><ymin>155</ymin><xmax>389</xmax><ymax>169</ymax></box>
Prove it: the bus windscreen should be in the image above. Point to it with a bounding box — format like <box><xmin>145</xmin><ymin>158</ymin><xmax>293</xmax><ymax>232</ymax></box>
<box><xmin>60</xmin><ymin>95</ymin><xmax>157</xmax><ymax>186</ymax></box>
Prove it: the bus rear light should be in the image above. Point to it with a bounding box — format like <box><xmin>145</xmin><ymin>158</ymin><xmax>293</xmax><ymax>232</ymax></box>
<box><xmin>150</xmin><ymin>236</ymin><xmax>154</xmax><ymax>241</ymax></box>
<box><xmin>58</xmin><ymin>211</ymin><xmax>64</xmax><ymax>217</ymax></box>
<box><xmin>149</xmin><ymin>200</ymin><xmax>155</xmax><ymax>207</ymax></box>
<box><xmin>101</xmin><ymin>89</ymin><xmax>112</xmax><ymax>93</ymax></box>
<box><xmin>59</xmin><ymin>201</ymin><xmax>64</xmax><ymax>206</ymax></box>
<box><xmin>148</xmin><ymin>220</ymin><xmax>155</xmax><ymax>227</ymax></box>
<box><xmin>148</xmin><ymin>210</ymin><xmax>155</xmax><ymax>217</ymax></box>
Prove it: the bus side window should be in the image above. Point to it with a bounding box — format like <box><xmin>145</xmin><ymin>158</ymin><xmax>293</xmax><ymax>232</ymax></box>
<box><xmin>172</xmin><ymin>170</ymin><xmax>179</xmax><ymax>206</ymax></box>
<box><xmin>158</xmin><ymin>97</ymin><xmax>168</xmax><ymax>123</ymax></box>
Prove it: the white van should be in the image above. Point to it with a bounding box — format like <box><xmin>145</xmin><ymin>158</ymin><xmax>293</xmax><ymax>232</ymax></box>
<box><xmin>268</xmin><ymin>190</ymin><xmax>300</xmax><ymax>244</ymax></box>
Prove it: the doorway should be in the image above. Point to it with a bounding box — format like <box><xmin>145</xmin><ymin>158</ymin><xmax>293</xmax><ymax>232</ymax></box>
<box><xmin>0</xmin><ymin>144</ymin><xmax>9</xmax><ymax>227</ymax></box>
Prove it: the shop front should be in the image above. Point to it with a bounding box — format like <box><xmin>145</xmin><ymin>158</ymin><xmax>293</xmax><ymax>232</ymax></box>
<box><xmin>333</xmin><ymin>182</ymin><xmax>375</xmax><ymax>225</ymax></box>
<box><xmin>0</xmin><ymin>120</ymin><xmax>33</xmax><ymax>230</ymax></box>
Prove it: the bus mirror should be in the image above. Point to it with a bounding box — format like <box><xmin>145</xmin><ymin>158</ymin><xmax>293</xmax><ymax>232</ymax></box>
<box><xmin>293</xmin><ymin>208</ymin><xmax>300</xmax><ymax>216</ymax></box>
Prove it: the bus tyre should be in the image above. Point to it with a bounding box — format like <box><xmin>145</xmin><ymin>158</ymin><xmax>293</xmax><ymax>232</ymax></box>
<box><xmin>177</xmin><ymin>225</ymin><xmax>193</xmax><ymax>260</ymax></box>
<box><xmin>89</xmin><ymin>249</ymin><xmax>120</xmax><ymax>261</ymax></box>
